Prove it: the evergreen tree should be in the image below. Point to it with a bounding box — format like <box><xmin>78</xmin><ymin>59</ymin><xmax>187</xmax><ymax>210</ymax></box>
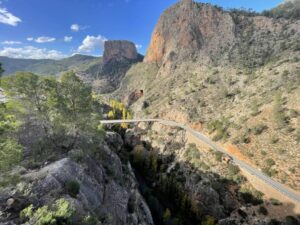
<box><xmin>0</xmin><ymin>62</ymin><xmax>4</xmax><ymax>79</ymax></box>
<box><xmin>1</xmin><ymin>71</ymin><xmax>103</xmax><ymax>156</ymax></box>
<box><xmin>0</xmin><ymin>104</ymin><xmax>22</xmax><ymax>171</ymax></box>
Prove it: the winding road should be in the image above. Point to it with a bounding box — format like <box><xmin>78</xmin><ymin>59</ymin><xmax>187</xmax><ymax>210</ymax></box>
<box><xmin>100</xmin><ymin>119</ymin><xmax>300</xmax><ymax>204</ymax></box>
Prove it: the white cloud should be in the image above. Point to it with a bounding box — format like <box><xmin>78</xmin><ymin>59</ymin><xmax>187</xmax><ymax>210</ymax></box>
<box><xmin>0</xmin><ymin>7</ymin><xmax>21</xmax><ymax>26</ymax></box>
<box><xmin>27</xmin><ymin>37</ymin><xmax>34</xmax><ymax>41</ymax></box>
<box><xmin>135</xmin><ymin>44</ymin><xmax>142</xmax><ymax>49</ymax></box>
<box><xmin>71</xmin><ymin>24</ymin><xmax>80</xmax><ymax>32</ymax></box>
<box><xmin>35</xmin><ymin>36</ymin><xmax>56</xmax><ymax>43</ymax></box>
<box><xmin>0</xmin><ymin>46</ymin><xmax>67</xmax><ymax>59</ymax></box>
<box><xmin>64</xmin><ymin>36</ymin><xmax>73</xmax><ymax>42</ymax></box>
<box><xmin>70</xmin><ymin>23</ymin><xmax>88</xmax><ymax>32</ymax></box>
<box><xmin>77</xmin><ymin>35</ymin><xmax>107</xmax><ymax>53</ymax></box>
<box><xmin>1</xmin><ymin>40</ymin><xmax>22</xmax><ymax>45</ymax></box>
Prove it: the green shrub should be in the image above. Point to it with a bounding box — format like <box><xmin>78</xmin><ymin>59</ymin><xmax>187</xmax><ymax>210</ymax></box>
<box><xmin>83</xmin><ymin>214</ymin><xmax>101</xmax><ymax>225</ymax></box>
<box><xmin>272</xmin><ymin>93</ymin><xmax>287</xmax><ymax>129</ymax></box>
<box><xmin>240</xmin><ymin>188</ymin><xmax>263</xmax><ymax>205</ymax></box>
<box><xmin>259</xmin><ymin>206</ymin><xmax>268</xmax><ymax>215</ymax></box>
<box><xmin>196</xmin><ymin>161</ymin><xmax>210</xmax><ymax>170</ymax></box>
<box><xmin>0</xmin><ymin>104</ymin><xmax>23</xmax><ymax>172</ymax></box>
<box><xmin>262</xmin><ymin>167</ymin><xmax>277</xmax><ymax>177</ymax></box>
<box><xmin>201</xmin><ymin>215</ymin><xmax>216</xmax><ymax>225</ymax></box>
<box><xmin>285</xmin><ymin>216</ymin><xmax>300</xmax><ymax>225</ymax></box>
<box><xmin>214</xmin><ymin>151</ymin><xmax>223</xmax><ymax>162</ymax></box>
<box><xmin>261</xmin><ymin>150</ymin><xmax>267</xmax><ymax>156</ymax></box>
<box><xmin>207</xmin><ymin>118</ymin><xmax>230</xmax><ymax>141</ymax></box>
<box><xmin>20</xmin><ymin>198</ymin><xmax>75</xmax><ymax>225</ymax></box>
<box><xmin>163</xmin><ymin>208</ymin><xmax>171</xmax><ymax>222</ymax></box>
<box><xmin>0</xmin><ymin>174</ymin><xmax>20</xmax><ymax>188</ymax></box>
<box><xmin>65</xmin><ymin>180</ymin><xmax>80</xmax><ymax>198</ymax></box>
<box><xmin>228</xmin><ymin>164</ymin><xmax>240</xmax><ymax>176</ymax></box>
<box><xmin>240</xmin><ymin>133</ymin><xmax>251</xmax><ymax>144</ymax></box>
<box><xmin>265</xmin><ymin>158</ymin><xmax>275</xmax><ymax>167</ymax></box>
<box><xmin>288</xmin><ymin>167</ymin><xmax>296</xmax><ymax>174</ymax></box>
<box><xmin>269</xmin><ymin>198</ymin><xmax>282</xmax><ymax>206</ymax></box>
<box><xmin>270</xmin><ymin>136</ymin><xmax>279</xmax><ymax>144</ymax></box>
<box><xmin>252</xmin><ymin>124</ymin><xmax>267</xmax><ymax>135</ymax></box>
<box><xmin>185</xmin><ymin>143</ymin><xmax>200</xmax><ymax>161</ymax></box>
<box><xmin>268</xmin><ymin>219</ymin><xmax>281</xmax><ymax>225</ymax></box>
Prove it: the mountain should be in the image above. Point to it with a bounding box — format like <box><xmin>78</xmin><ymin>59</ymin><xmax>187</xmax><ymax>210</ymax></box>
<box><xmin>1</xmin><ymin>1</ymin><xmax>300</xmax><ymax>224</ymax></box>
<box><xmin>0</xmin><ymin>54</ymin><xmax>100</xmax><ymax>76</ymax></box>
<box><xmin>77</xmin><ymin>40</ymin><xmax>143</xmax><ymax>93</ymax></box>
<box><xmin>115</xmin><ymin>0</ymin><xmax>300</xmax><ymax>194</ymax></box>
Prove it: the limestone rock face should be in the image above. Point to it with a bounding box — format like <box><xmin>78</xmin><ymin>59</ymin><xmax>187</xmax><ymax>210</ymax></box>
<box><xmin>143</xmin><ymin>0</ymin><xmax>300</xmax><ymax>75</ymax></box>
<box><xmin>144</xmin><ymin>1</ymin><xmax>235</xmax><ymax>66</ymax></box>
<box><xmin>103</xmin><ymin>40</ymin><xmax>138</xmax><ymax>64</ymax></box>
<box><xmin>0</xmin><ymin>132</ymin><xmax>154</xmax><ymax>225</ymax></box>
<box><xmin>79</xmin><ymin>40</ymin><xmax>143</xmax><ymax>93</ymax></box>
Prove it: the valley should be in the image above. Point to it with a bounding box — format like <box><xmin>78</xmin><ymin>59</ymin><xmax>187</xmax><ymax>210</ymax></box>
<box><xmin>0</xmin><ymin>0</ymin><xmax>300</xmax><ymax>224</ymax></box>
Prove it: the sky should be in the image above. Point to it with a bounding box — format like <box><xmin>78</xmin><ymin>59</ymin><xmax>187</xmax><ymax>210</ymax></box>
<box><xmin>0</xmin><ymin>0</ymin><xmax>283</xmax><ymax>59</ymax></box>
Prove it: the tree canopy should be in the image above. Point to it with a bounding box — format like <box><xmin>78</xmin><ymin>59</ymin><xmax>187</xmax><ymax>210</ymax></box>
<box><xmin>1</xmin><ymin>71</ymin><xmax>104</xmax><ymax>164</ymax></box>
<box><xmin>0</xmin><ymin>63</ymin><xmax>4</xmax><ymax>77</ymax></box>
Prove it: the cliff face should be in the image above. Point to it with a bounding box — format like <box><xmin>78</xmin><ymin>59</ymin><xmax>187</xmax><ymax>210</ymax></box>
<box><xmin>103</xmin><ymin>40</ymin><xmax>138</xmax><ymax>64</ymax></box>
<box><xmin>78</xmin><ymin>40</ymin><xmax>143</xmax><ymax>93</ymax></box>
<box><xmin>144</xmin><ymin>1</ymin><xmax>235</xmax><ymax>66</ymax></box>
<box><xmin>144</xmin><ymin>0</ymin><xmax>300</xmax><ymax>73</ymax></box>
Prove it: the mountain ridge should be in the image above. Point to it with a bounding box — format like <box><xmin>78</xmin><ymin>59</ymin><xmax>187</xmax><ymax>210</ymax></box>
<box><xmin>114</xmin><ymin>0</ymin><xmax>300</xmax><ymax>195</ymax></box>
<box><xmin>0</xmin><ymin>54</ymin><xmax>100</xmax><ymax>76</ymax></box>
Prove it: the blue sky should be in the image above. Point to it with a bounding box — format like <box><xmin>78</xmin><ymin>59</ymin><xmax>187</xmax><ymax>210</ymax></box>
<box><xmin>0</xmin><ymin>0</ymin><xmax>283</xmax><ymax>59</ymax></box>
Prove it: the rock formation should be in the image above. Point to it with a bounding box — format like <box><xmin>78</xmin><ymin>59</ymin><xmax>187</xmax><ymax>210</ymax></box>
<box><xmin>78</xmin><ymin>40</ymin><xmax>143</xmax><ymax>93</ymax></box>
<box><xmin>103</xmin><ymin>40</ymin><xmax>138</xmax><ymax>64</ymax></box>
<box><xmin>144</xmin><ymin>0</ymin><xmax>299</xmax><ymax>72</ymax></box>
<box><xmin>114</xmin><ymin>0</ymin><xmax>300</xmax><ymax>197</ymax></box>
<box><xmin>0</xmin><ymin>132</ymin><xmax>154</xmax><ymax>225</ymax></box>
<box><xmin>144</xmin><ymin>1</ymin><xmax>235</xmax><ymax>66</ymax></box>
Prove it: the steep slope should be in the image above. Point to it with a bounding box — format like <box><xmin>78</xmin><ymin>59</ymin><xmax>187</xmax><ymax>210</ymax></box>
<box><xmin>114</xmin><ymin>0</ymin><xmax>300</xmax><ymax>192</ymax></box>
<box><xmin>144</xmin><ymin>0</ymin><xmax>299</xmax><ymax>75</ymax></box>
<box><xmin>0</xmin><ymin>132</ymin><xmax>154</xmax><ymax>225</ymax></box>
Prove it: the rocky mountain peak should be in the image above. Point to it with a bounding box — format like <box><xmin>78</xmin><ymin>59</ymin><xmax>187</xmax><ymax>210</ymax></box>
<box><xmin>144</xmin><ymin>0</ymin><xmax>299</xmax><ymax>74</ymax></box>
<box><xmin>144</xmin><ymin>2</ymin><xmax>235</xmax><ymax>67</ymax></box>
<box><xmin>103</xmin><ymin>40</ymin><xmax>138</xmax><ymax>64</ymax></box>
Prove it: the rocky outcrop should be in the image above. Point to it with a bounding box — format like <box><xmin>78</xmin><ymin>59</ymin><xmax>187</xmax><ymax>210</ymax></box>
<box><xmin>103</xmin><ymin>41</ymin><xmax>139</xmax><ymax>64</ymax></box>
<box><xmin>125</xmin><ymin>90</ymin><xmax>144</xmax><ymax>106</ymax></box>
<box><xmin>144</xmin><ymin>0</ymin><xmax>300</xmax><ymax>73</ymax></box>
<box><xmin>79</xmin><ymin>40</ymin><xmax>143</xmax><ymax>93</ymax></box>
<box><xmin>0</xmin><ymin>132</ymin><xmax>154</xmax><ymax>225</ymax></box>
<box><xmin>144</xmin><ymin>0</ymin><xmax>235</xmax><ymax>66</ymax></box>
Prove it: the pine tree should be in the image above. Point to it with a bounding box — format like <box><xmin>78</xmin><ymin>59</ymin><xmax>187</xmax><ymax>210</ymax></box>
<box><xmin>0</xmin><ymin>62</ymin><xmax>4</xmax><ymax>80</ymax></box>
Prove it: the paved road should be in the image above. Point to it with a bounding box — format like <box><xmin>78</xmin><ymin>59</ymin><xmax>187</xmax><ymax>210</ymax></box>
<box><xmin>100</xmin><ymin>119</ymin><xmax>300</xmax><ymax>204</ymax></box>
